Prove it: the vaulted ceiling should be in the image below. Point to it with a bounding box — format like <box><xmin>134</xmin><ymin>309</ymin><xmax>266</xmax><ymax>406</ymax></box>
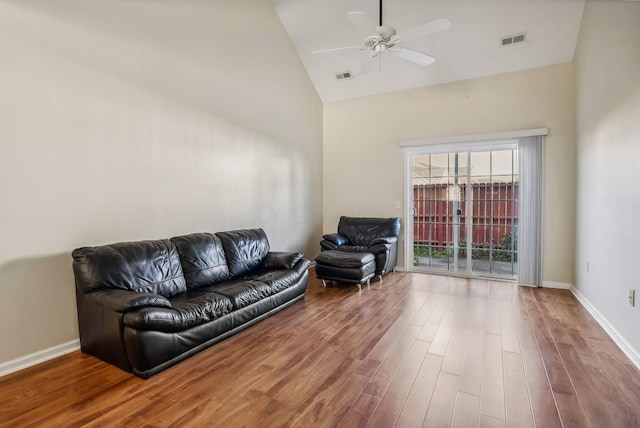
<box><xmin>272</xmin><ymin>0</ymin><xmax>585</xmax><ymax>103</ymax></box>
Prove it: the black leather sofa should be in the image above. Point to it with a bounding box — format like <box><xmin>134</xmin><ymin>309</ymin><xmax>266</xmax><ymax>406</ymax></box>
<box><xmin>319</xmin><ymin>216</ymin><xmax>401</xmax><ymax>279</ymax></box>
<box><xmin>72</xmin><ymin>229</ymin><xmax>310</xmax><ymax>378</ymax></box>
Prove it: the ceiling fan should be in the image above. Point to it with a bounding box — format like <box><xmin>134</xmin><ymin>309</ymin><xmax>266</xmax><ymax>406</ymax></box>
<box><xmin>312</xmin><ymin>0</ymin><xmax>451</xmax><ymax>76</ymax></box>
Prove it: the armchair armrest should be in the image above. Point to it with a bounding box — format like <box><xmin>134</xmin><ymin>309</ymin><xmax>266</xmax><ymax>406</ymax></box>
<box><xmin>370</xmin><ymin>236</ymin><xmax>398</xmax><ymax>245</ymax></box>
<box><xmin>322</xmin><ymin>233</ymin><xmax>349</xmax><ymax>246</ymax></box>
<box><xmin>367</xmin><ymin>236</ymin><xmax>398</xmax><ymax>255</ymax></box>
<box><xmin>262</xmin><ymin>251</ymin><xmax>304</xmax><ymax>269</ymax></box>
<box><xmin>85</xmin><ymin>289</ymin><xmax>172</xmax><ymax>313</ymax></box>
<box><xmin>368</xmin><ymin>242</ymin><xmax>392</xmax><ymax>255</ymax></box>
<box><xmin>320</xmin><ymin>240</ymin><xmax>337</xmax><ymax>251</ymax></box>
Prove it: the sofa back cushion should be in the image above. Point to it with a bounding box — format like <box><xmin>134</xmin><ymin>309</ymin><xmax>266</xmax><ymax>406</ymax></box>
<box><xmin>216</xmin><ymin>229</ymin><xmax>270</xmax><ymax>278</ymax></box>
<box><xmin>171</xmin><ymin>233</ymin><xmax>230</xmax><ymax>289</ymax></box>
<box><xmin>72</xmin><ymin>239</ymin><xmax>186</xmax><ymax>298</ymax></box>
<box><xmin>338</xmin><ymin>216</ymin><xmax>401</xmax><ymax>246</ymax></box>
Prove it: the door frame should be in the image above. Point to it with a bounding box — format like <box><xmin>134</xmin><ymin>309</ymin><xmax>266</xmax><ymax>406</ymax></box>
<box><xmin>400</xmin><ymin>128</ymin><xmax>547</xmax><ymax>276</ymax></box>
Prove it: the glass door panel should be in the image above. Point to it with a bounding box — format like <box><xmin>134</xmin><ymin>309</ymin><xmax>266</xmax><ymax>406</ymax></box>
<box><xmin>411</xmin><ymin>147</ymin><xmax>518</xmax><ymax>280</ymax></box>
<box><xmin>468</xmin><ymin>149</ymin><xmax>518</xmax><ymax>278</ymax></box>
<box><xmin>412</xmin><ymin>152</ymin><xmax>468</xmax><ymax>273</ymax></box>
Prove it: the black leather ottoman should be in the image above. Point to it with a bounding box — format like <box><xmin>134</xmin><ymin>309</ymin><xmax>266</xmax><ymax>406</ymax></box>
<box><xmin>314</xmin><ymin>250</ymin><xmax>375</xmax><ymax>292</ymax></box>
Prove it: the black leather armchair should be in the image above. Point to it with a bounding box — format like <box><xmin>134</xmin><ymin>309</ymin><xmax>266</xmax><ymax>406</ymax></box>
<box><xmin>320</xmin><ymin>216</ymin><xmax>401</xmax><ymax>278</ymax></box>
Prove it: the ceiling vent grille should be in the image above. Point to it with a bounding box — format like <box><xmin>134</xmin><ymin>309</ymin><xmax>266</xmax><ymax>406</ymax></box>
<box><xmin>335</xmin><ymin>71</ymin><xmax>353</xmax><ymax>80</ymax></box>
<box><xmin>500</xmin><ymin>32</ymin><xmax>526</xmax><ymax>47</ymax></box>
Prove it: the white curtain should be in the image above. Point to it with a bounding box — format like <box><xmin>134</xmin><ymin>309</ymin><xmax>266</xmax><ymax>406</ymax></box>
<box><xmin>517</xmin><ymin>135</ymin><xmax>544</xmax><ymax>286</ymax></box>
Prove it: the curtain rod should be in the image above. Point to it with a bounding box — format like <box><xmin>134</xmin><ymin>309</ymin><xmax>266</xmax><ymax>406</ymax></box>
<box><xmin>399</xmin><ymin>128</ymin><xmax>549</xmax><ymax>148</ymax></box>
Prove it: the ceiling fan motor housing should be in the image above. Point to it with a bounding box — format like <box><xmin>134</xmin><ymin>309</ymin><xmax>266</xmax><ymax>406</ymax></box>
<box><xmin>375</xmin><ymin>25</ymin><xmax>396</xmax><ymax>38</ymax></box>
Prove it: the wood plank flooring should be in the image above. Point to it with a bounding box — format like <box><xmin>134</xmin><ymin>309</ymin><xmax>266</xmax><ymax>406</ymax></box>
<box><xmin>2</xmin><ymin>270</ymin><xmax>640</xmax><ymax>427</ymax></box>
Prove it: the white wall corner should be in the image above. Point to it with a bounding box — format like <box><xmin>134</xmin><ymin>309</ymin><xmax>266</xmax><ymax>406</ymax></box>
<box><xmin>542</xmin><ymin>281</ymin><xmax>573</xmax><ymax>289</ymax></box>
<box><xmin>571</xmin><ymin>287</ymin><xmax>640</xmax><ymax>371</ymax></box>
<box><xmin>0</xmin><ymin>340</ymin><xmax>80</xmax><ymax>378</ymax></box>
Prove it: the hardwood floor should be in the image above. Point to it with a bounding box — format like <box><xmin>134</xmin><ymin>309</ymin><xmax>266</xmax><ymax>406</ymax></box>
<box><xmin>2</xmin><ymin>271</ymin><xmax>640</xmax><ymax>427</ymax></box>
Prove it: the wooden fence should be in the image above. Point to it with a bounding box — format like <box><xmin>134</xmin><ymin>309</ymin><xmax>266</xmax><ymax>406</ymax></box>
<box><xmin>413</xmin><ymin>182</ymin><xmax>518</xmax><ymax>247</ymax></box>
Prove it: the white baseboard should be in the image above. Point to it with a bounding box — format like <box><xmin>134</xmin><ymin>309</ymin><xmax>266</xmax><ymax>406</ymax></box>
<box><xmin>570</xmin><ymin>287</ymin><xmax>640</xmax><ymax>371</ymax></box>
<box><xmin>0</xmin><ymin>340</ymin><xmax>80</xmax><ymax>378</ymax></box>
<box><xmin>393</xmin><ymin>266</ymin><xmax>406</xmax><ymax>272</ymax></box>
<box><xmin>542</xmin><ymin>281</ymin><xmax>572</xmax><ymax>289</ymax></box>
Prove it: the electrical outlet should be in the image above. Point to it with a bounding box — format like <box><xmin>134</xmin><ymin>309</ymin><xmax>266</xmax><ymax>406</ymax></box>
<box><xmin>629</xmin><ymin>289</ymin><xmax>635</xmax><ymax>307</ymax></box>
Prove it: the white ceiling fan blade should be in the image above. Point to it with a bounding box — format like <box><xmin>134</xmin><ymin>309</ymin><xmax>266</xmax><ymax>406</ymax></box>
<box><xmin>312</xmin><ymin>45</ymin><xmax>363</xmax><ymax>54</ymax></box>
<box><xmin>358</xmin><ymin>55</ymin><xmax>378</xmax><ymax>76</ymax></box>
<box><xmin>391</xmin><ymin>47</ymin><xmax>436</xmax><ymax>66</ymax></box>
<box><xmin>395</xmin><ymin>18</ymin><xmax>452</xmax><ymax>42</ymax></box>
<box><xmin>348</xmin><ymin>11</ymin><xmax>378</xmax><ymax>37</ymax></box>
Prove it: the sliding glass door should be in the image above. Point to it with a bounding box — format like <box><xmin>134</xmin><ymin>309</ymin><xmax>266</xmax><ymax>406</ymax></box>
<box><xmin>410</xmin><ymin>146</ymin><xmax>518</xmax><ymax>279</ymax></box>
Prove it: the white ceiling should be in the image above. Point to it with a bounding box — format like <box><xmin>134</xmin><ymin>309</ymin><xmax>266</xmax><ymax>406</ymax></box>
<box><xmin>272</xmin><ymin>0</ymin><xmax>585</xmax><ymax>103</ymax></box>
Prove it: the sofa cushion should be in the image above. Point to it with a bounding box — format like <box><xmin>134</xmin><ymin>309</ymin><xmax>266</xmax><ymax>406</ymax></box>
<box><xmin>243</xmin><ymin>269</ymin><xmax>301</xmax><ymax>293</ymax></box>
<box><xmin>72</xmin><ymin>239</ymin><xmax>186</xmax><ymax>298</ymax></box>
<box><xmin>122</xmin><ymin>292</ymin><xmax>233</xmax><ymax>332</ymax></box>
<box><xmin>204</xmin><ymin>279</ymin><xmax>272</xmax><ymax>310</ymax></box>
<box><xmin>216</xmin><ymin>229</ymin><xmax>270</xmax><ymax>277</ymax></box>
<box><xmin>171</xmin><ymin>233</ymin><xmax>230</xmax><ymax>289</ymax></box>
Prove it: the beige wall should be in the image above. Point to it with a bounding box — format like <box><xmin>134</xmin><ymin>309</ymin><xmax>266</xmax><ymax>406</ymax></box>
<box><xmin>0</xmin><ymin>0</ymin><xmax>322</xmax><ymax>365</ymax></box>
<box><xmin>324</xmin><ymin>63</ymin><xmax>575</xmax><ymax>286</ymax></box>
<box><xmin>574</xmin><ymin>1</ymin><xmax>640</xmax><ymax>355</ymax></box>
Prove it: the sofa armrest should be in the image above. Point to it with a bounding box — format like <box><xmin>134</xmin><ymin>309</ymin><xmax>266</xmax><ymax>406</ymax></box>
<box><xmin>262</xmin><ymin>251</ymin><xmax>304</xmax><ymax>269</ymax></box>
<box><xmin>292</xmin><ymin>257</ymin><xmax>312</xmax><ymax>275</ymax></box>
<box><xmin>370</xmin><ymin>236</ymin><xmax>398</xmax><ymax>246</ymax></box>
<box><xmin>85</xmin><ymin>289</ymin><xmax>172</xmax><ymax>313</ymax></box>
<box><xmin>322</xmin><ymin>233</ymin><xmax>349</xmax><ymax>246</ymax></box>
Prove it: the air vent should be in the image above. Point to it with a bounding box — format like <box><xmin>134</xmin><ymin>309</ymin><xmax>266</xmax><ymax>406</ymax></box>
<box><xmin>500</xmin><ymin>32</ymin><xmax>526</xmax><ymax>47</ymax></box>
<box><xmin>335</xmin><ymin>71</ymin><xmax>353</xmax><ymax>80</ymax></box>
